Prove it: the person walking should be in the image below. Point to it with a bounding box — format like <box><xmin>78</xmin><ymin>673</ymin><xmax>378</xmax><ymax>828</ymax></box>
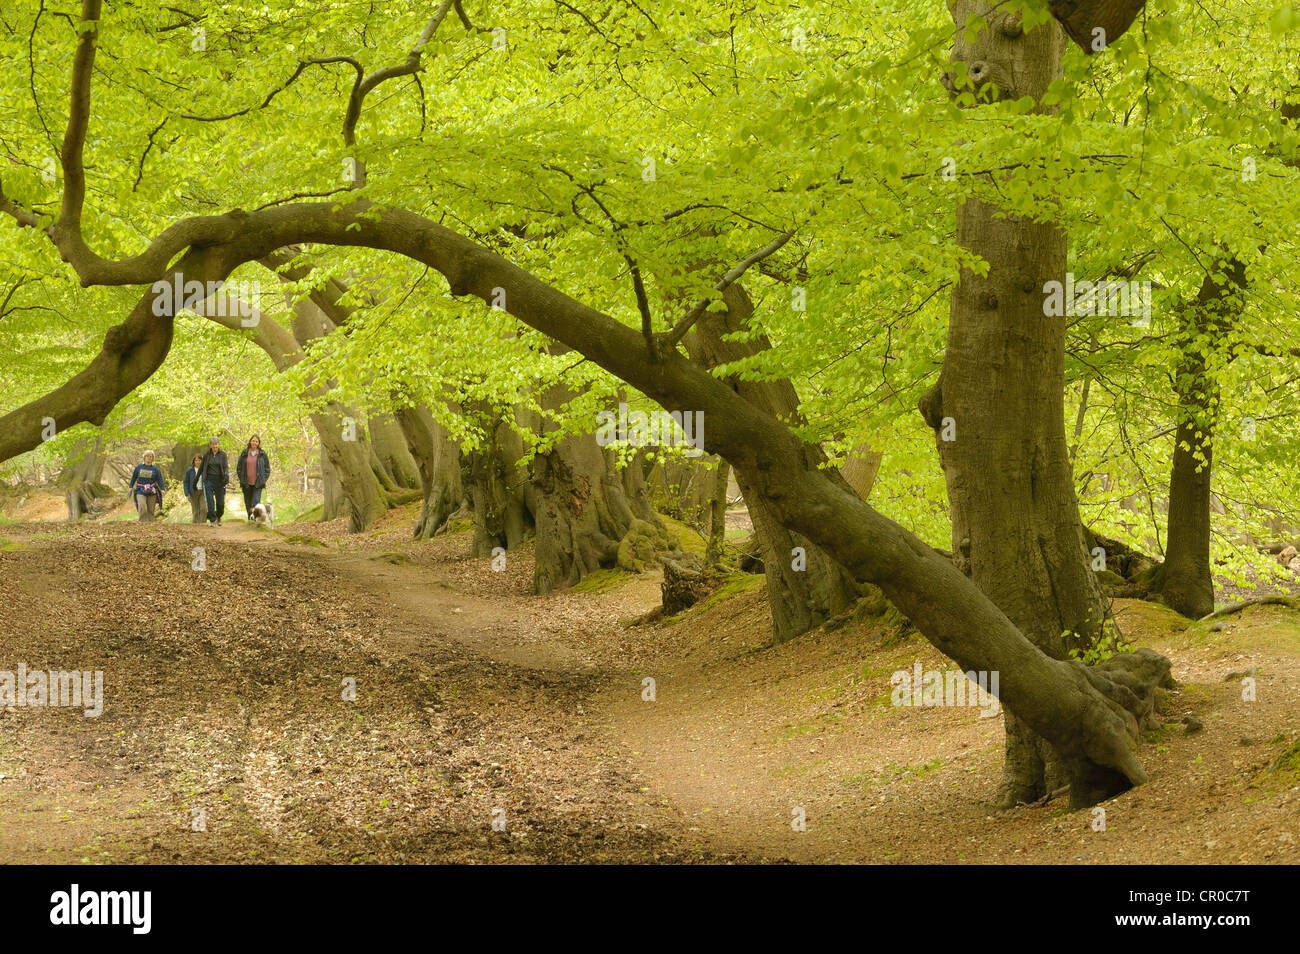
<box><xmin>236</xmin><ymin>434</ymin><xmax>271</xmax><ymax>522</ymax></box>
<box><xmin>128</xmin><ymin>450</ymin><xmax>166</xmax><ymax>521</ymax></box>
<box><xmin>183</xmin><ymin>453</ymin><xmax>207</xmax><ymax>524</ymax></box>
<box><xmin>200</xmin><ymin>436</ymin><xmax>229</xmax><ymax>526</ymax></box>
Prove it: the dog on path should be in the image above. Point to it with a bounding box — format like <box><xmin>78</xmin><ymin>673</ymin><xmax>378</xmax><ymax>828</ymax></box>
<box><xmin>249</xmin><ymin>502</ymin><xmax>274</xmax><ymax>529</ymax></box>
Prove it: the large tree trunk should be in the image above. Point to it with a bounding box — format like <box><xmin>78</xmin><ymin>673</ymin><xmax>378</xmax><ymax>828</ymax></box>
<box><xmin>395</xmin><ymin>404</ymin><xmax>464</xmax><ymax>539</ymax></box>
<box><xmin>286</xmin><ymin>297</ymin><xmax>394</xmax><ymax>532</ymax></box>
<box><xmin>464</xmin><ymin>409</ymin><xmax>532</xmax><ymax>557</ymax></box>
<box><xmin>925</xmin><ymin>3</ymin><xmax>1115</xmax><ymax>807</ymax></box>
<box><xmin>530</xmin><ymin>429</ymin><xmax>635</xmax><ymax>593</ymax></box>
<box><xmin>369</xmin><ymin>413</ymin><xmax>422</xmax><ymax>489</ymax></box>
<box><xmin>685</xmin><ymin>284</ymin><xmax>862</xmax><ymax>643</ymax></box>
<box><xmin>1143</xmin><ymin>257</ymin><xmax>1248</xmax><ymax>618</ymax></box>
<box><xmin>705</xmin><ymin>459</ymin><xmax>730</xmax><ymax>566</ymax></box>
<box><xmin>314</xmin><ymin>407</ymin><xmax>389</xmax><ymax>532</ymax></box>
<box><xmin>58</xmin><ymin>433</ymin><xmax>111</xmax><ymax>519</ymax></box>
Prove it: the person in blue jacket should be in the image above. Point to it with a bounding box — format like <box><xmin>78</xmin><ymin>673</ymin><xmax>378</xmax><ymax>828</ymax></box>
<box><xmin>128</xmin><ymin>450</ymin><xmax>166</xmax><ymax>521</ymax></box>
<box><xmin>183</xmin><ymin>453</ymin><xmax>207</xmax><ymax>524</ymax></box>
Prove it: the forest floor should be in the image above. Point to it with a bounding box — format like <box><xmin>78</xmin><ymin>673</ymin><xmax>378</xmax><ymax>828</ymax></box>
<box><xmin>0</xmin><ymin>503</ymin><xmax>1297</xmax><ymax>864</ymax></box>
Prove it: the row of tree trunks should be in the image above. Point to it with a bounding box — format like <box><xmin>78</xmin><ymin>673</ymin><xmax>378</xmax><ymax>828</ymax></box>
<box><xmin>460</xmin><ymin>390</ymin><xmax>673</xmax><ymax>594</ymax></box>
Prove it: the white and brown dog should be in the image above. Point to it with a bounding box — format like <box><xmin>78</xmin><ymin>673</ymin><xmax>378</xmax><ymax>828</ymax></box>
<box><xmin>249</xmin><ymin>502</ymin><xmax>274</xmax><ymax>528</ymax></box>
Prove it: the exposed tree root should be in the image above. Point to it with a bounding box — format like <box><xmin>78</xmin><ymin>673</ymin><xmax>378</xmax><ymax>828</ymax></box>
<box><xmin>1199</xmin><ymin>596</ymin><xmax>1300</xmax><ymax>622</ymax></box>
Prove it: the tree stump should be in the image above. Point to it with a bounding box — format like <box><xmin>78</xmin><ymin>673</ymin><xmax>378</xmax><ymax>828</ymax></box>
<box><xmin>661</xmin><ymin>555</ymin><xmax>712</xmax><ymax>615</ymax></box>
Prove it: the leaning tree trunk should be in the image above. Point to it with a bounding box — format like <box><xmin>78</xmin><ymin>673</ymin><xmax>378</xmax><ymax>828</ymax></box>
<box><xmin>395</xmin><ymin>404</ymin><xmax>465</xmax><ymax>539</ymax></box>
<box><xmin>924</xmin><ymin>3</ymin><xmax>1116</xmax><ymax>808</ymax></box>
<box><xmin>685</xmin><ymin>283</ymin><xmax>862</xmax><ymax>642</ymax></box>
<box><xmin>1143</xmin><ymin>257</ymin><xmax>1247</xmax><ymax>618</ymax></box>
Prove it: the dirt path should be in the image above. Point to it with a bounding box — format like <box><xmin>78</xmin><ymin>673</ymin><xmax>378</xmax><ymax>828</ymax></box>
<box><xmin>601</xmin><ymin>593</ymin><xmax>1300</xmax><ymax>863</ymax></box>
<box><xmin>0</xmin><ymin>515</ymin><xmax>1296</xmax><ymax>864</ymax></box>
<box><xmin>0</xmin><ymin>520</ymin><xmax>745</xmax><ymax>863</ymax></box>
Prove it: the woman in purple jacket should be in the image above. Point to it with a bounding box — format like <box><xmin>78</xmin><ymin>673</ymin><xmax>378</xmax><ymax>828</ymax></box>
<box><xmin>236</xmin><ymin>434</ymin><xmax>271</xmax><ymax>521</ymax></box>
<box><xmin>128</xmin><ymin>450</ymin><xmax>166</xmax><ymax>521</ymax></box>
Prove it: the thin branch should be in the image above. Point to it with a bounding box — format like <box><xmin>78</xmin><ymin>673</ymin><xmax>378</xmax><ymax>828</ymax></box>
<box><xmin>249</xmin><ymin>187</ymin><xmax>352</xmax><ymax>213</ymax></box>
<box><xmin>177</xmin><ymin>58</ymin><xmax>331</xmax><ymax>122</ymax></box>
<box><xmin>453</xmin><ymin>0</ymin><xmax>492</xmax><ymax>32</ymax></box>
<box><xmin>0</xmin><ymin>277</ymin><xmax>32</xmax><ymax>319</ymax></box>
<box><xmin>132</xmin><ymin>119</ymin><xmax>167</xmax><ymax>192</ymax></box>
<box><xmin>345</xmin><ymin>0</ymin><xmax>455</xmax><ymax>146</ymax></box>
<box><xmin>664</xmin><ymin>228</ymin><xmax>797</xmax><ymax>348</ymax></box>
<box><xmin>624</xmin><ymin>254</ymin><xmax>654</xmax><ymax>347</ymax></box>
